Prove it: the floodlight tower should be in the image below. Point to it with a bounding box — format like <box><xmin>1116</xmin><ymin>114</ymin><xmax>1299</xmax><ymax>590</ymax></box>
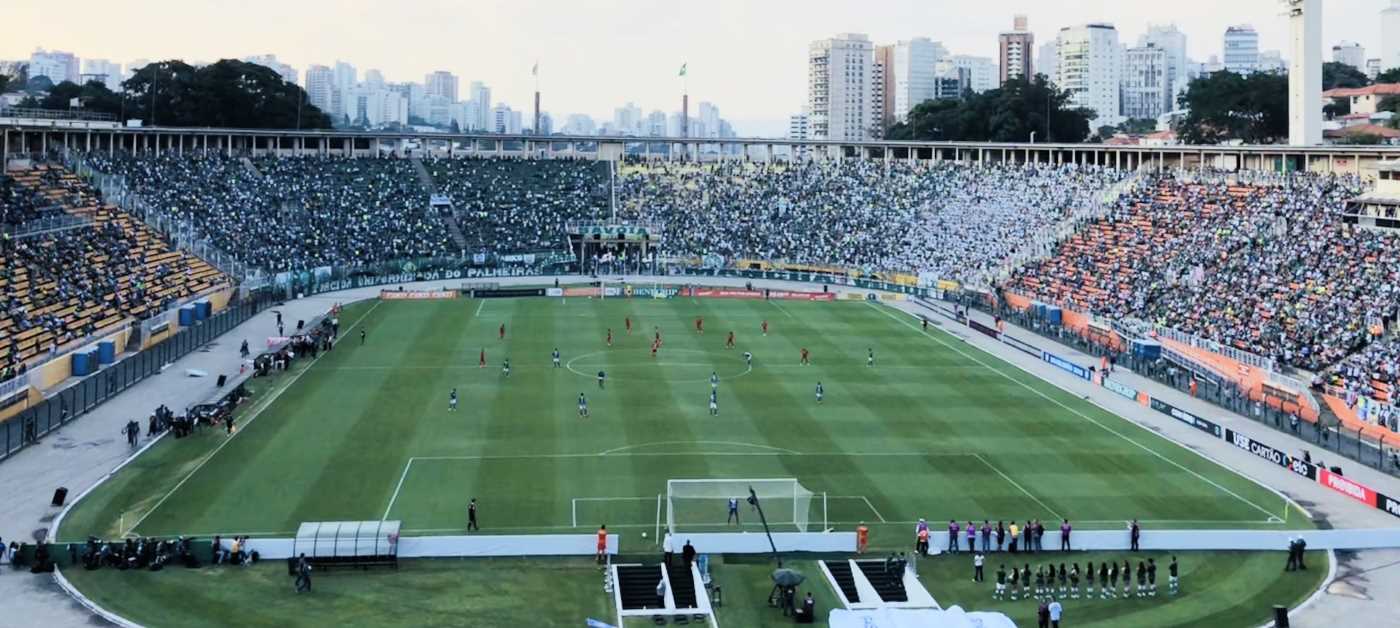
<box><xmin>1285</xmin><ymin>0</ymin><xmax>1321</xmax><ymax>145</ymax></box>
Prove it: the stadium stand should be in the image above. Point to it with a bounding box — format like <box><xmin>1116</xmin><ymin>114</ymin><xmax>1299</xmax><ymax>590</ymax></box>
<box><xmin>1</xmin><ymin>164</ymin><xmax>228</xmax><ymax>379</ymax></box>
<box><xmin>1007</xmin><ymin>172</ymin><xmax>1381</xmax><ymax>374</ymax></box>
<box><xmin>425</xmin><ymin>157</ymin><xmax>610</xmax><ymax>253</ymax></box>
<box><xmin>80</xmin><ymin>153</ymin><xmax>455</xmax><ymax>272</ymax></box>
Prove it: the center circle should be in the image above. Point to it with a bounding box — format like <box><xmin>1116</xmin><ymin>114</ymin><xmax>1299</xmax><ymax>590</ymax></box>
<box><xmin>565</xmin><ymin>348</ymin><xmax>751</xmax><ymax>384</ymax></box>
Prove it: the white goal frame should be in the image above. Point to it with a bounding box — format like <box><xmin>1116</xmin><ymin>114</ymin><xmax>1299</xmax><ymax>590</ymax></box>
<box><xmin>662</xmin><ymin>478</ymin><xmax>825</xmax><ymax>539</ymax></box>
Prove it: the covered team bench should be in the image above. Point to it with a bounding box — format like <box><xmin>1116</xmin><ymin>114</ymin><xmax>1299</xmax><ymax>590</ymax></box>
<box><xmin>290</xmin><ymin>520</ymin><xmax>401</xmax><ymax>572</ymax></box>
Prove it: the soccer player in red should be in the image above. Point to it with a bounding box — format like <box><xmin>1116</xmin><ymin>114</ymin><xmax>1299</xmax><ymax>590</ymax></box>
<box><xmin>651</xmin><ymin>339</ymin><xmax>660</xmax><ymax>358</ymax></box>
<box><xmin>654</xmin><ymin>327</ymin><xmax>661</xmax><ymax>343</ymax></box>
<box><xmin>695</xmin><ymin>316</ymin><xmax>703</xmax><ymax>334</ymax></box>
<box><xmin>606</xmin><ymin>329</ymin><xmax>613</xmax><ymax>347</ymax></box>
<box><xmin>800</xmin><ymin>348</ymin><xmax>810</xmax><ymax>365</ymax></box>
<box><xmin>499</xmin><ymin>323</ymin><xmax>506</xmax><ymax>340</ymax></box>
<box><xmin>761</xmin><ymin>320</ymin><xmax>768</xmax><ymax>336</ymax></box>
<box><xmin>726</xmin><ymin>331</ymin><xmax>735</xmax><ymax>349</ymax></box>
<box><xmin>479</xmin><ymin>348</ymin><xmax>486</xmax><ymax>368</ymax></box>
<box><xmin>625</xmin><ymin>317</ymin><xmax>632</xmax><ymax>335</ymax></box>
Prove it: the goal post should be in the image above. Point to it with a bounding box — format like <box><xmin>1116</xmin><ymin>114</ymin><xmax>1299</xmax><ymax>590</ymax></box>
<box><xmin>664</xmin><ymin>478</ymin><xmax>823</xmax><ymax>534</ymax></box>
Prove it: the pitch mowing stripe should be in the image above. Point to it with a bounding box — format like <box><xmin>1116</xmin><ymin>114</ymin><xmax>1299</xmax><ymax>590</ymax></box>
<box><xmin>865</xmin><ymin>301</ymin><xmax>1285</xmax><ymax>523</ymax></box>
<box><xmin>120</xmin><ymin>301</ymin><xmax>385</xmax><ymax>537</ymax></box>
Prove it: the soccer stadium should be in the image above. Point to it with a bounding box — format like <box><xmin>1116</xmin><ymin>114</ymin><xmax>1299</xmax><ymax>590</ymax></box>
<box><xmin>5</xmin><ymin>9</ymin><xmax>1400</xmax><ymax>627</ymax></box>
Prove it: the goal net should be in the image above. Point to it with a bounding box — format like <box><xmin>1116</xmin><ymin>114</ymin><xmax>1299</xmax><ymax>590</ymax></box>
<box><xmin>665</xmin><ymin>478</ymin><xmax>818</xmax><ymax>535</ymax></box>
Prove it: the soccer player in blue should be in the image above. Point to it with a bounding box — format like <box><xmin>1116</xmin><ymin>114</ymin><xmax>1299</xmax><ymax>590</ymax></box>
<box><xmin>709</xmin><ymin>389</ymin><xmax>719</xmax><ymax>416</ymax></box>
<box><xmin>597</xmin><ymin>370</ymin><xmax>606</xmax><ymax>389</ymax></box>
<box><xmin>743</xmin><ymin>351</ymin><xmax>753</xmax><ymax>368</ymax></box>
<box><xmin>867</xmin><ymin>347</ymin><xmax>875</xmax><ymax>367</ymax></box>
<box><xmin>578</xmin><ymin>393</ymin><xmax>589</xmax><ymax>418</ymax></box>
<box><xmin>727</xmin><ymin>497</ymin><xmax>740</xmax><ymax>525</ymax></box>
<box><xmin>552</xmin><ymin>348</ymin><xmax>561</xmax><ymax>368</ymax></box>
<box><xmin>449</xmin><ymin>388</ymin><xmax>458</xmax><ymax>412</ymax></box>
<box><xmin>710</xmin><ymin>371</ymin><xmax>719</xmax><ymax>389</ymax></box>
<box><xmin>502</xmin><ymin>358</ymin><xmax>511</xmax><ymax>377</ymax></box>
<box><xmin>815</xmin><ymin>382</ymin><xmax>824</xmax><ymax>404</ymax></box>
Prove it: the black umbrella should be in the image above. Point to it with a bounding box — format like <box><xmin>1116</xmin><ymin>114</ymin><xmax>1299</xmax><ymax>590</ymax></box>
<box><xmin>771</xmin><ymin>568</ymin><xmax>806</xmax><ymax>587</ymax></box>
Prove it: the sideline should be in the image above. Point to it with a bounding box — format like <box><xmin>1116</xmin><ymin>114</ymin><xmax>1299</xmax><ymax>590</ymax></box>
<box><xmin>869</xmin><ymin>301</ymin><xmax>1289</xmax><ymax>523</ymax></box>
<box><xmin>118</xmin><ymin>301</ymin><xmax>382</xmax><ymax>537</ymax></box>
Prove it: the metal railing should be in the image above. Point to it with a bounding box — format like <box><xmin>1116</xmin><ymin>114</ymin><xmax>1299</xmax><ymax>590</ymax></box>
<box><xmin>969</xmin><ymin>296</ymin><xmax>1399</xmax><ymax>478</ymax></box>
<box><xmin>2</xmin><ymin>213</ymin><xmax>96</xmax><ymax>238</ymax></box>
<box><xmin>1151</xmin><ymin>324</ymin><xmax>1277</xmax><ymax>372</ymax></box>
<box><xmin>0</xmin><ymin>106</ymin><xmax>119</xmax><ymax>122</ymax></box>
<box><xmin>0</xmin><ymin>290</ymin><xmax>277</xmax><ymax>463</ymax></box>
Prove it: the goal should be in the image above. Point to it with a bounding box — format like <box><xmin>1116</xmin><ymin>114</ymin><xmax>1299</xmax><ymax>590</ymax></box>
<box><xmin>663</xmin><ymin>478</ymin><xmax>822</xmax><ymax>537</ymax></box>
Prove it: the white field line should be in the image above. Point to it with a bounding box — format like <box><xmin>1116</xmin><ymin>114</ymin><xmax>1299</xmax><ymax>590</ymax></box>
<box><xmin>973</xmin><ymin>453</ymin><xmax>1065</xmax><ymax>521</ymax></box>
<box><xmin>474</xmin><ymin>300</ymin><xmax>486</xmax><ymax>317</ymax></box>
<box><xmin>867</xmin><ymin>301</ymin><xmax>1285</xmax><ymax>523</ymax></box>
<box><xmin>857</xmin><ymin>496</ymin><xmax>887</xmax><ymax>523</ymax></box>
<box><xmin>600</xmin><ymin>440</ymin><xmax>800</xmax><ymax>455</ymax></box>
<box><xmin>571</xmin><ymin>496</ymin><xmax>658</xmax><ymax>527</ymax></box>
<box><xmin>123</xmin><ymin>301</ymin><xmax>383</xmax><ymax>537</ymax></box>
<box><xmin>770</xmin><ymin>300</ymin><xmax>795</xmax><ymax>319</ymax></box>
<box><xmin>383</xmin><ymin>457</ymin><xmax>416</xmax><ymax>520</ymax></box>
<box><xmin>147</xmin><ymin>517</ymin><xmax>1290</xmax><ymax>539</ymax></box>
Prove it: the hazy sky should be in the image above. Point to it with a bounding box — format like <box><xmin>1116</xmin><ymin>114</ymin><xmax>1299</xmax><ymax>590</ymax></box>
<box><xmin>3</xmin><ymin>0</ymin><xmax>1392</xmax><ymax>134</ymax></box>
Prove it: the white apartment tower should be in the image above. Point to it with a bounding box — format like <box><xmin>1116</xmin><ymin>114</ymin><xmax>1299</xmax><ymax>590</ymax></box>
<box><xmin>1138</xmin><ymin>25</ymin><xmax>1188</xmax><ymax>100</ymax></box>
<box><xmin>425</xmin><ymin>71</ymin><xmax>459</xmax><ymax>102</ymax></box>
<box><xmin>304</xmin><ymin>65</ymin><xmax>334</xmax><ymax>115</ymax></box>
<box><xmin>1056</xmin><ymin>24</ymin><xmax>1123</xmax><ymax>127</ymax></box>
<box><xmin>1122</xmin><ymin>44</ymin><xmax>1170</xmax><ymax>121</ymax></box>
<box><xmin>1384</xmin><ymin>2</ymin><xmax>1400</xmax><ymax>73</ymax></box>
<box><xmin>1223</xmin><ymin>25</ymin><xmax>1260</xmax><ymax>75</ymax></box>
<box><xmin>808</xmin><ymin>33</ymin><xmax>878</xmax><ymax>141</ymax></box>
<box><xmin>1332</xmin><ymin>42</ymin><xmax>1365</xmax><ymax>71</ymax></box>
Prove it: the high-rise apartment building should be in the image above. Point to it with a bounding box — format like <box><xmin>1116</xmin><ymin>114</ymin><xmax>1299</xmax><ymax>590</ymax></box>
<box><xmin>950</xmin><ymin>56</ymin><xmax>997</xmax><ymax>93</ymax></box>
<box><xmin>1038</xmin><ymin>41</ymin><xmax>1059</xmax><ymax>85</ymax></box>
<box><xmin>998</xmin><ymin>15</ymin><xmax>1034</xmax><ymax>84</ymax></box>
<box><xmin>80</xmin><ymin>59</ymin><xmax>123</xmax><ymax>91</ymax></box>
<box><xmin>242</xmin><ymin>54</ymin><xmax>299</xmax><ymax>85</ymax></box>
<box><xmin>613</xmin><ymin>102</ymin><xmax>642</xmax><ymax>136</ymax></box>
<box><xmin>808</xmin><ymin>33</ymin><xmax>878</xmax><ymax>141</ymax></box>
<box><xmin>1366</xmin><ymin>58</ymin><xmax>1382</xmax><ymax>80</ymax></box>
<box><xmin>29</xmin><ymin>49</ymin><xmax>79</xmax><ymax>85</ymax></box>
<box><xmin>874</xmin><ymin>45</ymin><xmax>896</xmax><ymax>132</ymax></box>
<box><xmin>1332</xmin><ymin>42</ymin><xmax>1365</xmax><ymax>71</ymax></box>
<box><xmin>1138</xmin><ymin>24</ymin><xmax>1188</xmax><ymax>100</ymax></box>
<box><xmin>304</xmin><ymin>65</ymin><xmax>334</xmax><ymax>115</ymax></box>
<box><xmin>788</xmin><ymin>111</ymin><xmax>810</xmax><ymax>140</ymax></box>
<box><xmin>1383</xmin><ymin>2</ymin><xmax>1400</xmax><ymax>73</ymax></box>
<box><xmin>1223</xmin><ymin>25</ymin><xmax>1260</xmax><ymax>75</ymax></box>
<box><xmin>1122</xmin><ymin>44</ymin><xmax>1170</xmax><ymax>121</ymax></box>
<box><xmin>1056</xmin><ymin>23</ymin><xmax>1122</xmax><ymax>127</ymax></box>
<box><xmin>890</xmin><ymin>38</ymin><xmax>941</xmax><ymax>122</ymax></box>
<box><xmin>469</xmin><ymin>81</ymin><xmax>492</xmax><ymax>131</ymax></box>
<box><xmin>425</xmin><ymin>70</ymin><xmax>459</xmax><ymax>102</ymax></box>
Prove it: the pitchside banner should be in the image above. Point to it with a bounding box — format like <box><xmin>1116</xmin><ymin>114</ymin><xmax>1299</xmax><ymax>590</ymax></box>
<box><xmin>1318</xmin><ymin>467</ymin><xmax>1378</xmax><ymax>508</ymax></box>
<box><xmin>1149</xmin><ymin>398</ymin><xmax>1223</xmax><ymax>437</ymax></box>
<box><xmin>380</xmin><ymin>290</ymin><xmax>456</xmax><ymax>300</ymax></box>
<box><xmin>1222</xmin><ymin>428</ymin><xmax>1315</xmax><ymax>478</ymax></box>
<box><xmin>1041</xmin><ymin>351</ymin><xmax>1092</xmax><ymax>381</ymax></box>
<box><xmin>1102</xmin><ymin>378</ymin><xmax>1138</xmax><ymax>401</ymax></box>
<box><xmin>471</xmin><ymin>288</ymin><xmax>546</xmax><ymax>299</ymax></box>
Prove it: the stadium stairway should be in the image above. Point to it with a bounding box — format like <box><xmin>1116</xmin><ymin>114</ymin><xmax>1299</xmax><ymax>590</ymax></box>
<box><xmin>855</xmin><ymin>560</ymin><xmax>908</xmax><ymax>602</ymax></box>
<box><xmin>820</xmin><ymin>560</ymin><xmax>861</xmax><ymax>603</ymax></box>
<box><xmin>616</xmin><ymin>564</ymin><xmax>665</xmax><ymax>610</ymax></box>
<box><xmin>410</xmin><ymin>157</ymin><xmax>467</xmax><ymax>251</ymax></box>
<box><xmin>665</xmin><ymin>563</ymin><xmax>698</xmax><ymax>609</ymax></box>
<box><xmin>239</xmin><ymin>157</ymin><xmax>263</xmax><ymax>179</ymax></box>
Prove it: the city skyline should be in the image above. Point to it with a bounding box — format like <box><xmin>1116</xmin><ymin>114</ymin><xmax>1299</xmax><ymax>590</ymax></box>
<box><xmin>3</xmin><ymin>0</ymin><xmax>1395</xmax><ymax>136</ymax></box>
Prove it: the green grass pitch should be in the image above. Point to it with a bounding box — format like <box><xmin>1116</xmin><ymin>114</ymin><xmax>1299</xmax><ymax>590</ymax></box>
<box><xmin>62</xmin><ymin>295</ymin><xmax>1307</xmax><ymax>544</ymax></box>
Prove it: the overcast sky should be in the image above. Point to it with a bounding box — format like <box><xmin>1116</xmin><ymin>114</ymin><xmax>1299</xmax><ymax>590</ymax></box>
<box><xmin>3</xmin><ymin>0</ymin><xmax>1392</xmax><ymax>134</ymax></box>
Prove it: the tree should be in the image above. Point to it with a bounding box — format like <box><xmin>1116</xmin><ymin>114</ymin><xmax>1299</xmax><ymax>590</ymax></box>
<box><xmin>1322</xmin><ymin>62</ymin><xmax>1370</xmax><ymax>91</ymax></box>
<box><xmin>449</xmin><ymin>119</ymin><xmax>461</xmax><ymax>133</ymax></box>
<box><xmin>123</xmin><ymin>59</ymin><xmax>330</xmax><ymax>129</ymax></box>
<box><xmin>1324</xmin><ymin>97</ymin><xmax>1352</xmax><ymax>120</ymax></box>
<box><xmin>1116</xmin><ymin>118</ymin><xmax>1157</xmax><ymax>135</ymax></box>
<box><xmin>1176</xmin><ymin>71</ymin><xmax>1288</xmax><ymax>144</ymax></box>
<box><xmin>1376</xmin><ymin>68</ymin><xmax>1400</xmax><ymax>84</ymax></box>
<box><xmin>26</xmin><ymin>75</ymin><xmax>53</xmax><ymax>92</ymax></box>
<box><xmin>885</xmin><ymin>75</ymin><xmax>1092</xmax><ymax>143</ymax></box>
<box><xmin>0</xmin><ymin>74</ymin><xmax>9</xmax><ymax>95</ymax></box>
<box><xmin>37</xmin><ymin>80</ymin><xmax>126</xmax><ymax>117</ymax></box>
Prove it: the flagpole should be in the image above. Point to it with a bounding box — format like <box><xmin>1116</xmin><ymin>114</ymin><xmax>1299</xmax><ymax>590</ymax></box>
<box><xmin>533</xmin><ymin>60</ymin><xmax>541</xmax><ymax>137</ymax></box>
